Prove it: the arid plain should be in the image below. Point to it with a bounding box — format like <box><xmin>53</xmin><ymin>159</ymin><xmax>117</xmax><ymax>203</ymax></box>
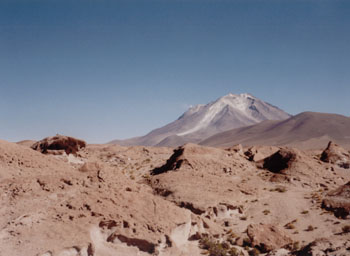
<box><xmin>1</xmin><ymin>134</ymin><xmax>350</xmax><ymax>256</ymax></box>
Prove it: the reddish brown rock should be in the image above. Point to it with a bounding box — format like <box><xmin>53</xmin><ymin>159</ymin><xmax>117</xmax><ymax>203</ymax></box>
<box><xmin>247</xmin><ymin>224</ymin><xmax>293</xmax><ymax>252</ymax></box>
<box><xmin>320</xmin><ymin>141</ymin><xmax>350</xmax><ymax>169</ymax></box>
<box><xmin>258</xmin><ymin>149</ymin><xmax>297</xmax><ymax>173</ymax></box>
<box><xmin>31</xmin><ymin>134</ymin><xmax>86</xmax><ymax>155</ymax></box>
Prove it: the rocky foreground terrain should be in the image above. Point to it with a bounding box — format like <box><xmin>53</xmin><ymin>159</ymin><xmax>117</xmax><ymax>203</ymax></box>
<box><xmin>1</xmin><ymin>135</ymin><xmax>350</xmax><ymax>256</ymax></box>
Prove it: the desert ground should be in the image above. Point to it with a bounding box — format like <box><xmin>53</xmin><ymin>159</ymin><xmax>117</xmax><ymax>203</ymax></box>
<box><xmin>1</xmin><ymin>135</ymin><xmax>350</xmax><ymax>256</ymax></box>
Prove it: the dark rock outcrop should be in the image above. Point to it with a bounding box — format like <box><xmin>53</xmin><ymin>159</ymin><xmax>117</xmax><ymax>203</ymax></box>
<box><xmin>258</xmin><ymin>149</ymin><xmax>297</xmax><ymax>173</ymax></box>
<box><xmin>151</xmin><ymin>146</ymin><xmax>192</xmax><ymax>175</ymax></box>
<box><xmin>31</xmin><ymin>135</ymin><xmax>86</xmax><ymax>155</ymax></box>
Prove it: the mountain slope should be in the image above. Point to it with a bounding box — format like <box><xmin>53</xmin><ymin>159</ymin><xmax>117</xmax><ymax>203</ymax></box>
<box><xmin>110</xmin><ymin>93</ymin><xmax>291</xmax><ymax>147</ymax></box>
<box><xmin>200</xmin><ymin>112</ymin><xmax>350</xmax><ymax>149</ymax></box>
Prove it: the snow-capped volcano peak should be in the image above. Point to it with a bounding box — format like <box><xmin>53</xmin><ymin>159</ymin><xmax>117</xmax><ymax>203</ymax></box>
<box><xmin>177</xmin><ymin>93</ymin><xmax>290</xmax><ymax>136</ymax></box>
<box><xmin>111</xmin><ymin>93</ymin><xmax>291</xmax><ymax>147</ymax></box>
<box><xmin>214</xmin><ymin>93</ymin><xmax>258</xmax><ymax>113</ymax></box>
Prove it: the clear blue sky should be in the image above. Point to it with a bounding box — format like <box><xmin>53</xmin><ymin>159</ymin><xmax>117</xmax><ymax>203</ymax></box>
<box><xmin>1</xmin><ymin>0</ymin><xmax>349</xmax><ymax>143</ymax></box>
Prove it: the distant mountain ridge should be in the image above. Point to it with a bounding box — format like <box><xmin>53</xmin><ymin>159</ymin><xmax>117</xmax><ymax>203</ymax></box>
<box><xmin>110</xmin><ymin>93</ymin><xmax>291</xmax><ymax>147</ymax></box>
<box><xmin>200</xmin><ymin>112</ymin><xmax>350</xmax><ymax>149</ymax></box>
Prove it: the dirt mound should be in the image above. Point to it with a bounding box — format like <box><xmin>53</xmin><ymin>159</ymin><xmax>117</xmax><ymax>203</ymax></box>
<box><xmin>247</xmin><ymin>224</ymin><xmax>292</xmax><ymax>252</ymax></box>
<box><xmin>322</xmin><ymin>181</ymin><xmax>350</xmax><ymax>218</ymax></box>
<box><xmin>320</xmin><ymin>141</ymin><xmax>350</xmax><ymax>169</ymax></box>
<box><xmin>31</xmin><ymin>134</ymin><xmax>86</xmax><ymax>155</ymax></box>
<box><xmin>0</xmin><ymin>139</ymin><xmax>73</xmax><ymax>179</ymax></box>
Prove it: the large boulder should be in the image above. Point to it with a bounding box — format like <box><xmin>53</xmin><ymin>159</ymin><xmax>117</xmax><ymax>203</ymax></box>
<box><xmin>31</xmin><ymin>135</ymin><xmax>86</xmax><ymax>155</ymax></box>
<box><xmin>247</xmin><ymin>224</ymin><xmax>293</xmax><ymax>252</ymax></box>
<box><xmin>257</xmin><ymin>149</ymin><xmax>297</xmax><ymax>173</ymax></box>
<box><xmin>322</xmin><ymin>181</ymin><xmax>350</xmax><ymax>218</ymax></box>
<box><xmin>320</xmin><ymin>141</ymin><xmax>350</xmax><ymax>169</ymax></box>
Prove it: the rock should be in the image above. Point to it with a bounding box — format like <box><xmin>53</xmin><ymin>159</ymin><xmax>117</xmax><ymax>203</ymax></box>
<box><xmin>296</xmin><ymin>238</ymin><xmax>350</xmax><ymax>256</ymax></box>
<box><xmin>226</xmin><ymin>144</ymin><xmax>244</xmax><ymax>156</ymax></box>
<box><xmin>258</xmin><ymin>149</ymin><xmax>297</xmax><ymax>173</ymax></box>
<box><xmin>31</xmin><ymin>135</ymin><xmax>86</xmax><ymax>155</ymax></box>
<box><xmin>322</xmin><ymin>181</ymin><xmax>350</xmax><ymax>218</ymax></box>
<box><xmin>151</xmin><ymin>145</ymin><xmax>191</xmax><ymax>175</ymax></box>
<box><xmin>235</xmin><ymin>237</ymin><xmax>245</xmax><ymax>247</ymax></box>
<box><xmin>177</xmin><ymin>201</ymin><xmax>206</xmax><ymax>215</ymax></box>
<box><xmin>244</xmin><ymin>146</ymin><xmax>279</xmax><ymax>162</ymax></box>
<box><xmin>107</xmin><ymin>234</ymin><xmax>156</xmax><ymax>254</ymax></box>
<box><xmin>320</xmin><ymin>141</ymin><xmax>350</xmax><ymax>169</ymax></box>
<box><xmin>151</xmin><ymin>143</ymin><xmax>222</xmax><ymax>175</ymax></box>
<box><xmin>247</xmin><ymin>224</ymin><xmax>293</xmax><ymax>252</ymax></box>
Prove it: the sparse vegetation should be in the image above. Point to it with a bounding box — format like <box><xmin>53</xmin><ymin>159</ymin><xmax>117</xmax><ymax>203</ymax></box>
<box><xmin>285</xmin><ymin>219</ymin><xmax>298</xmax><ymax>229</ymax></box>
<box><xmin>242</xmin><ymin>237</ymin><xmax>251</xmax><ymax>247</ymax></box>
<box><xmin>269</xmin><ymin>186</ymin><xmax>287</xmax><ymax>193</ymax></box>
<box><xmin>287</xmin><ymin>241</ymin><xmax>300</xmax><ymax>251</ymax></box>
<box><xmin>342</xmin><ymin>225</ymin><xmax>350</xmax><ymax>233</ymax></box>
<box><xmin>263</xmin><ymin>209</ymin><xmax>270</xmax><ymax>215</ymax></box>
<box><xmin>301</xmin><ymin>210</ymin><xmax>309</xmax><ymax>214</ymax></box>
<box><xmin>199</xmin><ymin>237</ymin><xmax>243</xmax><ymax>256</ymax></box>
<box><xmin>143</xmin><ymin>158</ymin><xmax>151</xmax><ymax>164</ymax></box>
<box><xmin>226</xmin><ymin>237</ymin><xmax>236</xmax><ymax>246</ymax></box>
<box><xmin>285</xmin><ymin>223</ymin><xmax>296</xmax><ymax>229</ymax></box>
<box><xmin>248</xmin><ymin>248</ymin><xmax>260</xmax><ymax>256</ymax></box>
<box><xmin>306</xmin><ymin>225</ymin><xmax>315</xmax><ymax>231</ymax></box>
<box><xmin>142</xmin><ymin>174</ymin><xmax>150</xmax><ymax>179</ymax></box>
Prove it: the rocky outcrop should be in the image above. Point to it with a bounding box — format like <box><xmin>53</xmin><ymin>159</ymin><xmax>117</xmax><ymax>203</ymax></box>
<box><xmin>151</xmin><ymin>146</ymin><xmax>188</xmax><ymax>175</ymax></box>
<box><xmin>31</xmin><ymin>135</ymin><xmax>86</xmax><ymax>155</ymax></box>
<box><xmin>258</xmin><ymin>149</ymin><xmax>297</xmax><ymax>173</ymax></box>
<box><xmin>320</xmin><ymin>141</ymin><xmax>350</xmax><ymax>169</ymax></box>
<box><xmin>247</xmin><ymin>224</ymin><xmax>293</xmax><ymax>252</ymax></box>
<box><xmin>244</xmin><ymin>146</ymin><xmax>279</xmax><ymax>162</ymax></box>
<box><xmin>151</xmin><ymin>143</ymin><xmax>222</xmax><ymax>175</ymax></box>
<box><xmin>322</xmin><ymin>181</ymin><xmax>350</xmax><ymax>218</ymax></box>
<box><xmin>296</xmin><ymin>238</ymin><xmax>350</xmax><ymax>256</ymax></box>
